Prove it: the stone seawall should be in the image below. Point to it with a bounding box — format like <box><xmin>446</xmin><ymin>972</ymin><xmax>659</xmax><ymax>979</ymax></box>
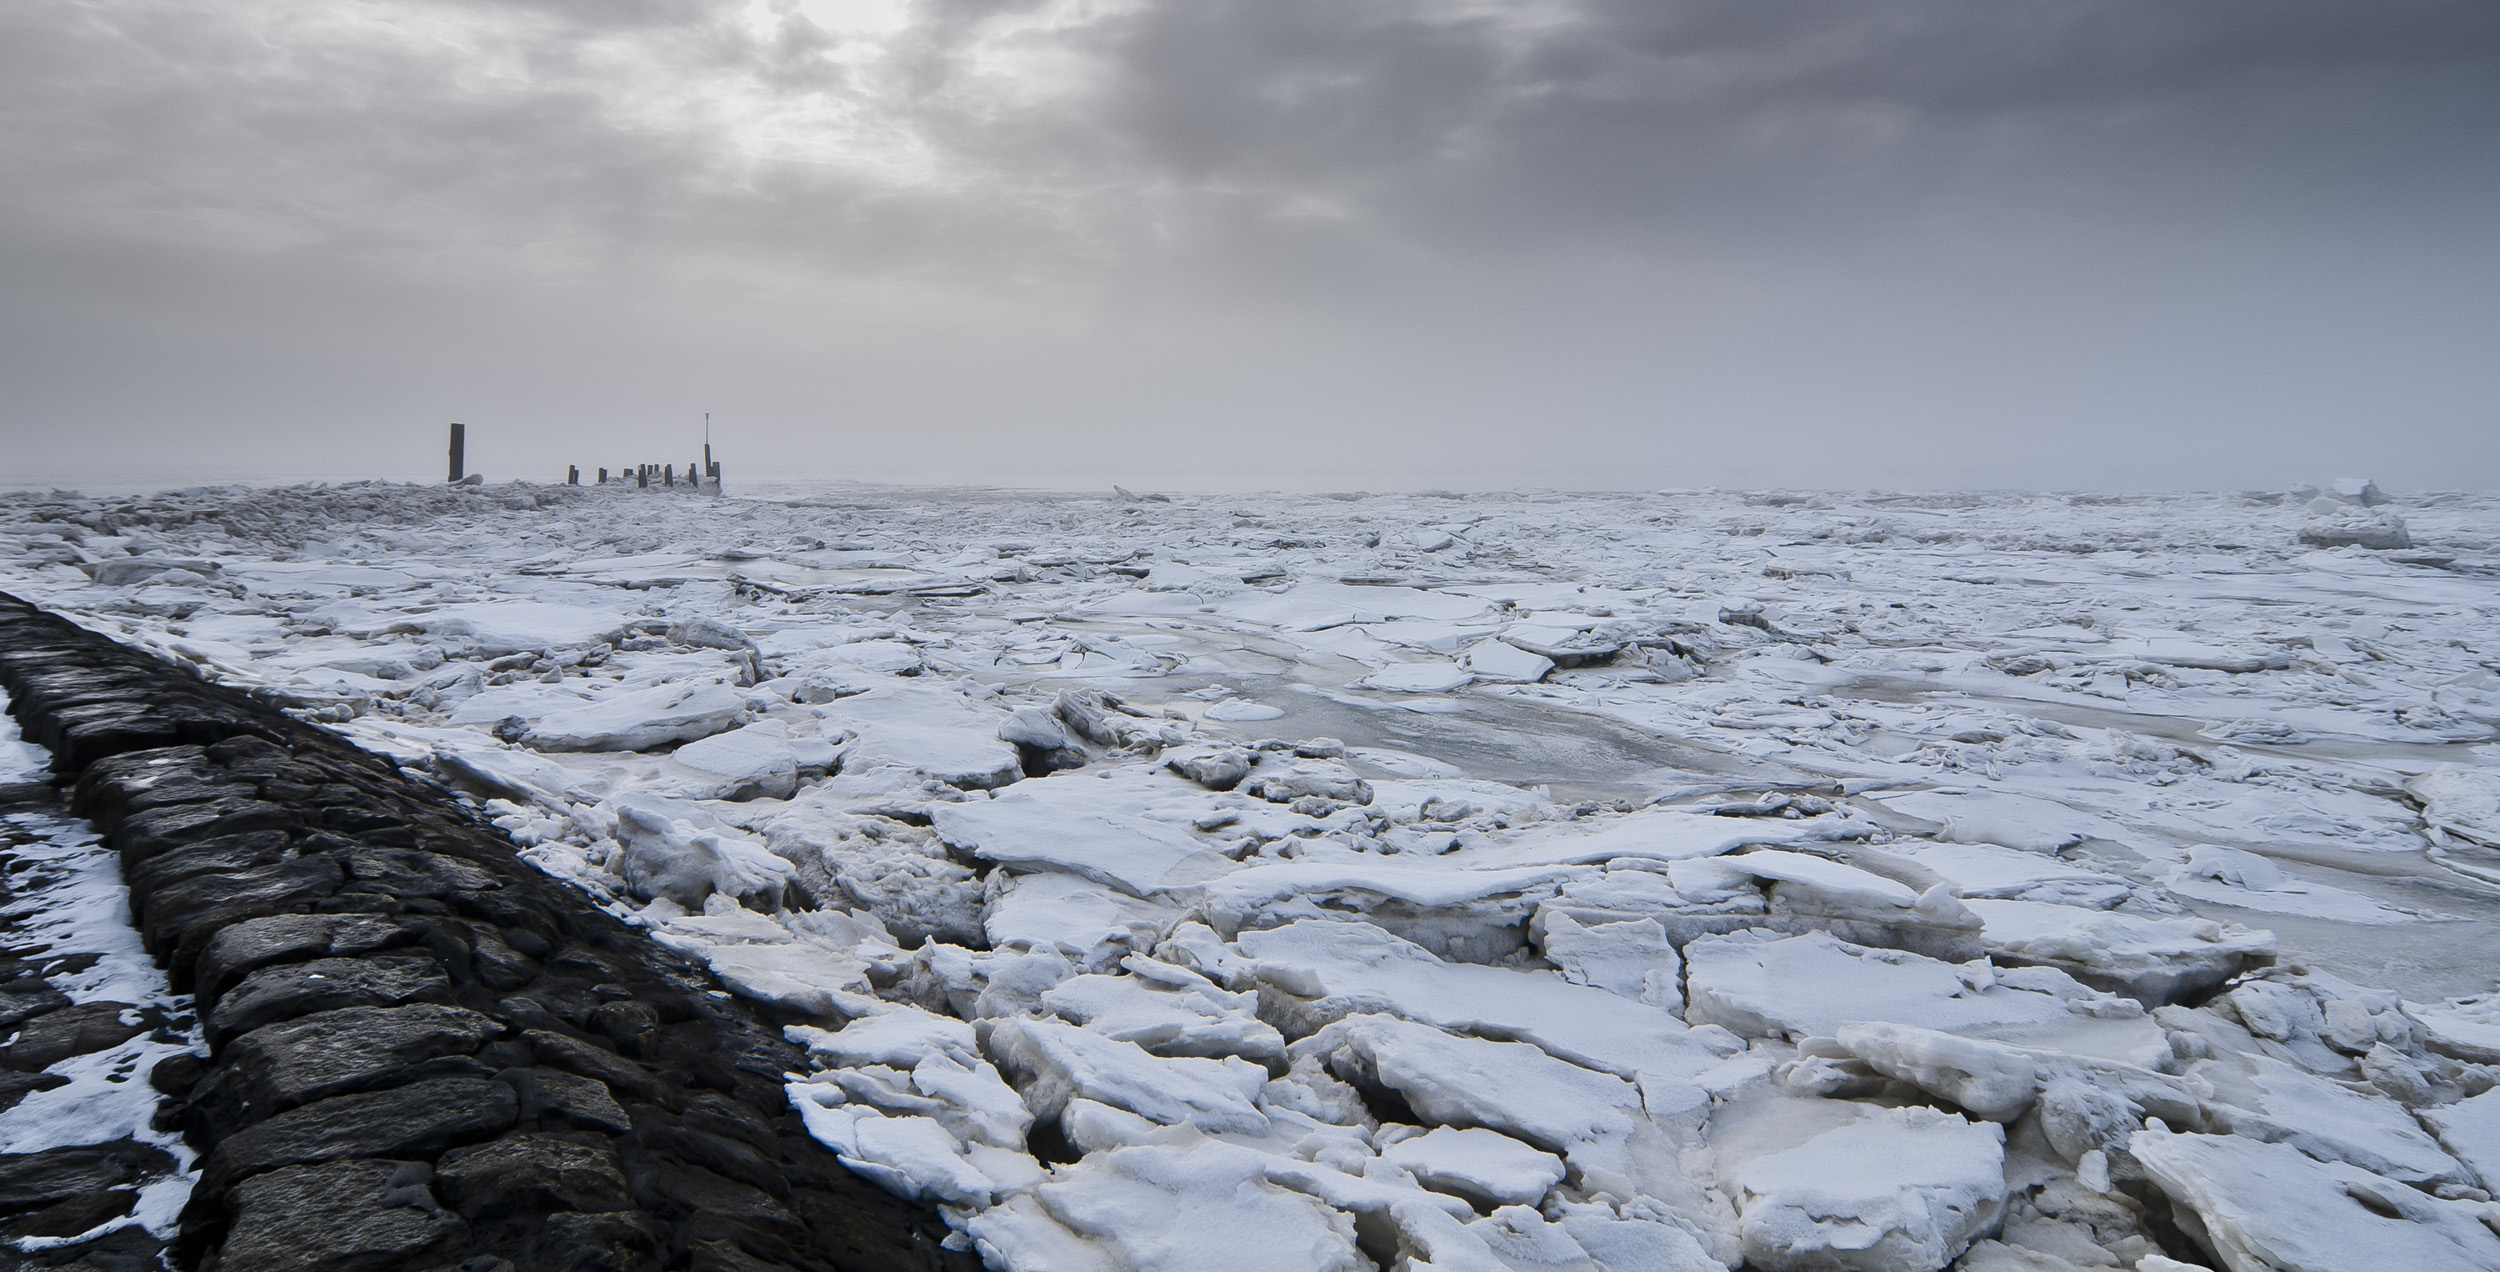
<box><xmin>0</xmin><ymin>591</ymin><xmax>981</xmax><ymax>1272</ymax></box>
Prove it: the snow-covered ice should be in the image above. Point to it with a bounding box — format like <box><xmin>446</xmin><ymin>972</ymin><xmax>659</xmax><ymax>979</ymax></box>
<box><xmin>7</xmin><ymin>476</ymin><xmax>2500</xmax><ymax>1271</ymax></box>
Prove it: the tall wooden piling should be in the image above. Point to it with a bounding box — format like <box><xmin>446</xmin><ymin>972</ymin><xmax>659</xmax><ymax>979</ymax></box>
<box><xmin>567</xmin><ymin>465</ymin><xmax>579</xmax><ymax>485</ymax></box>
<box><xmin>447</xmin><ymin>423</ymin><xmax>466</xmax><ymax>483</ymax></box>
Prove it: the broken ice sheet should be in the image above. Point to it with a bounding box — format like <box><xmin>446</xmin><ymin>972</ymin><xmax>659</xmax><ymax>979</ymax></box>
<box><xmin>19</xmin><ymin>481</ymin><xmax>2500</xmax><ymax>1272</ymax></box>
<box><xmin>1683</xmin><ymin>929</ymin><xmax>2173</xmax><ymax>1068</ymax></box>
<box><xmin>1378</xmin><ymin>1125</ymin><xmax>1565</xmax><ymax>1207</ymax></box>
<box><xmin>1732</xmin><ymin>1106</ymin><xmax>2007</xmax><ymax>1272</ymax></box>
<box><xmin>1959</xmin><ymin>897</ymin><xmax>2276</xmax><ymax>1004</ymax></box>
<box><xmin>2132</xmin><ymin>1127</ymin><xmax>2500</xmax><ymax>1271</ymax></box>
<box><xmin>2162</xmin><ymin>843</ymin><xmax>2437</xmax><ymax>924</ymax></box>
<box><xmin>935</xmin><ymin>784</ymin><xmax>1231</xmax><ymax>896</ymax></box>
<box><xmin>1232</xmin><ymin>918</ymin><xmax>1732</xmax><ymax>1081</ymax></box>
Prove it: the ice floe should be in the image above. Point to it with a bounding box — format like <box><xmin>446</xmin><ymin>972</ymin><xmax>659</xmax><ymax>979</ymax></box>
<box><xmin>10</xmin><ymin>477</ymin><xmax>2500</xmax><ymax>1271</ymax></box>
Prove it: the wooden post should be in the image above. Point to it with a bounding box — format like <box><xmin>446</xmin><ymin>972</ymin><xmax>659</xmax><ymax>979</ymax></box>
<box><xmin>567</xmin><ymin>465</ymin><xmax>579</xmax><ymax>485</ymax></box>
<box><xmin>597</xmin><ymin>467</ymin><xmax>608</xmax><ymax>484</ymax></box>
<box><xmin>637</xmin><ymin>466</ymin><xmax>648</xmax><ymax>488</ymax></box>
<box><xmin>447</xmin><ymin>423</ymin><xmax>465</xmax><ymax>483</ymax></box>
<box><xmin>664</xmin><ymin>464</ymin><xmax>674</xmax><ymax>487</ymax></box>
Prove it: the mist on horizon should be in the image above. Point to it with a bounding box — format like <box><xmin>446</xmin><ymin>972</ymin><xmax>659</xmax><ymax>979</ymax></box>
<box><xmin>4</xmin><ymin>0</ymin><xmax>2496</xmax><ymax>494</ymax></box>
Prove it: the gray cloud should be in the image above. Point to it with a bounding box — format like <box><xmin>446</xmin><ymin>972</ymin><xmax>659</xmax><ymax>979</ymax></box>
<box><xmin>3</xmin><ymin>0</ymin><xmax>2495</xmax><ymax>490</ymax></box>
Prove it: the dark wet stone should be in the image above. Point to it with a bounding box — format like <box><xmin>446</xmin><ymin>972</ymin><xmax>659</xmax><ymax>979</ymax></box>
<box><xmin>192</xmin><ymin>913</ymin><xmax>419</xmax><ymax>1006</ymax></box>
<box><xmin>319</xmin><ymin>807</ymin><xmax>412</xmax><ymax>836</ymax></box>
<box><xmin>29</xmin><ymin>953</ymin><xmax>103</xmax><ymax>982</ymax></box>
<box><xmin>126</xmin><ymin>828</ymin><xmax>293</xmax><ymax>897</ymax></box>
<box><xmin>50</xmin><ymin>708</ymin><xmax>186</xmax><ymax>772</ymax></box>
<box><xmin>14</xmin><ymin>1222</ymin><xmax>170</xmax><ymax>1272</ymax></box>
<box><xmin>680</xmin><ymin>1093</ymin><xmax>782</xmax><ymax>1157</ymax></box>
<box><xmin>521</xmin><ymin>1029</ymin><xmax>671</xmax><ymax>1105</ymax></box>
<box><xmin>0</xmin><ymin>978</ymin><xmax>72</xmax><ymax>1029</ymax></box>
<box><xmin>6</xmin><ymin>1186</ymin><xmax>135</xmax><ymax>1238</ymax></box>
<box><xmin>587</xmin><ymin>1001</ymin><xmax>662</xmax><ymax>1059</ymax></box>
<box><xmin>104</xmin><ymin>769</ymin><xmax>263</xmax><ymax>818</ymax></box>
<box><xmin>643</xmin><ymin>1163</ymin><xmax>801</xmax><ymax>1238</ymax></box>
<box><xmin>343</xmin><ymin>849</ymin><xmax>502</xmax><ymax>898</ymax></box>
<box><xmin>625</xmin><ymin>1103</ymin><xmax>782</xmax><ymax>1195</ymax></box>
<box><xmin>684</xmin><ymin>1236</ymin><xmax>809</xmax><ymax>1272</ymax></box>
<box><xmin>0</xmin><ymin>1070</ymin><xmax>71</xmax><ymax>1114</ymax></box>
<box><xmin>3</xmin><ymin>1001</ymin><xmax>146</xmax><ymax>1071</ymax></box>
<box><xmin>149</xmin><ymin>1052</ymin><xmax>206</xmax><ymax>1098</ymax></box>
<box><xmin>0</xmin><ymin>782</ymin><xmax>56</xmax><ymax>809</ymax></box>
<box><xmin>105</xmin><ymin>797</ymin><xmax>293</xmax><ymax>867</ymax></box>
<box><xmin>218</xmin><ymin>1159</ymin><xmax>464</xmax><ymax>1272</ymax></box>
<box><xmin>139</xmin><ymin>855</ymin><xmax>346</xmax><ymax>954</ymax></box>
<box><xmin>192</xmin><ymin>1004</ymin><xmax>502</xmax><ymax>1135</ymax></box>
<box><xmin>501</xmin><ymin>1067</ymin><xmax>631</xmax><ymax>1134</ymax></box>
<box><xmin>70</xmin><ymin>745</ymin><xmax>209</xmax><ymax>808</ymax></box>
<box><xmin>203</xmin><ymin>734</ymin><xmax>293</xmax><ymax>770</ymax></box>
<box><xmin>528</xmin><ymin>1211</ymin><xmax>663</xmax><ymax>1272</ymax></box>
<box><xmin>208</xmin><ymin>952</ymin><xmax>454</xmax><ymax>1045</ymax></box>
<box><xmin>437</xmin><ymin>1133</ymin><xmax>631</xmax><ymax>1220</ymax></box>
<box><xmin>464</xmin><ymin>927</ymin><xmax>541</xmax><ymax>991</ymax></box>
<box><xmin>0</xmin><ymin>1141</ymin><xmax>175</xmax><ymax>1210</ymax></box>
<box><xmin>201</xmin><ymin>1076</ymin><xmax>520</xmax><ymax>1201</ymax></box>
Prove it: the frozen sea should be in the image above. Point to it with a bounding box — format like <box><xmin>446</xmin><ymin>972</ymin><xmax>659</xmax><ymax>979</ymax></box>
<box><xmin>5</xmin><ymin>477</ymin><xmax>2499</xmax><ymax>1271</ymax></box>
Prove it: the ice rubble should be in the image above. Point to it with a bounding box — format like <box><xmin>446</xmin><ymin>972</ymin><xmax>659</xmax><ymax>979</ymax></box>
<box><xmin>2131</xmin><ymin>1128</ymin><xmax>2500</xmax><ymax>1270</ymax></box>
<box><xmin>1733</xmin><ymin>1106</ymin><xmax>2008</xmax><ymax>1272</ymax></box>
<box><xmin>6</xmin><ymin>478</ymin><xmax>2500</xmax><ymax>1272</ymax></box>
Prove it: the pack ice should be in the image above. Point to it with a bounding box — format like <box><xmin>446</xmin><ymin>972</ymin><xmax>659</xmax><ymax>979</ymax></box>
<box><xmin>7</xmin><ymin>476</ymin><xmax>2500</xmax><ymax>1272</ymax></box>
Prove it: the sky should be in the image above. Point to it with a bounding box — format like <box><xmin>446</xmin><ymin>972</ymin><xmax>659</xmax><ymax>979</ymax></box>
<box><xmin>3</xmin><ymin>0</ymin><xmax>2496</xmax><ymax>493</ymax></box>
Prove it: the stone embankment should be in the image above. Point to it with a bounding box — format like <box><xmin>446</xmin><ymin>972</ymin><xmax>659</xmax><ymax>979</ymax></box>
<box><xmin>0</xmin><ymin>591</ymin><xmax>979</xmax><ymax>1272</ymax></box>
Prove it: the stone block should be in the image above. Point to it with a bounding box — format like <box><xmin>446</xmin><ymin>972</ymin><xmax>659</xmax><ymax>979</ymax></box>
<box><xmin>2</xmin><ymin>1001</ymin><xmax>146</xmax><ymax>1071</ymax></box>
<box><xmin>201</xmin><ymin>1075</ymin><xmax>520</xmax><ymax>1200</ymax></box>
<box><xmin>209</xmin><ymin>952</ymin><xmax>454</xmax><ymax>1046</ymax></box>
<box><xmin>0</xmin><ymin>1141</ymin><xmax>174</xmax><ymax>1210</ymax></box>
<box><xmin>218</xmin><ymin>1159</ymin><xmax>464</xmax><ymax>1272</ymax></box>
<box><xmin>192</xmin><ymin>913</ymin><xmax>420</xmax><ymax>1005</ymax></box>
<box><xmin>502</xmin><ymin>1066</ymin><xmax>632</xmax><ymax>1134</ymax></box>
<box><xmin>194</xmin><ymin>1004</ymin><xmax>502</xmax><ymax>1135</ymax></box>
<box><xmin>438</xmin><ymin>1133</ymin><xmax>632</xmax><ymax>1219</ymax></box>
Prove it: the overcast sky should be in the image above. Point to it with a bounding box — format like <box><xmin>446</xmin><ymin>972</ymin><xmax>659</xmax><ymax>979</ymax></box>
<box><xmin>4</xmin><ymin>0</ymin><xmax>2495</xmax><ymax>492</ymax></box>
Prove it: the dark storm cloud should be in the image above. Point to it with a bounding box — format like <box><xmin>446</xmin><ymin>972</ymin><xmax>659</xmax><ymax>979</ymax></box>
<box><xmin>2</xmin><ymin>0</ymin><xmax>2496</xmax><ymax>488</ymax></box>
<box><xmin>13</xmin><ymin>0</ymin><xmax>2492</xmax><ymax>273</ymax></box>
<box><xmin>1059</xmin><ymin>0</ymin><xmax>2500</xmax><ymax>251</ymax></box>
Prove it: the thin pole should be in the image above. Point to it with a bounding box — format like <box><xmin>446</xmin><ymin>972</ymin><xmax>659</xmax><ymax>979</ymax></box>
<box><xmin>447</xmin><ymin>423</ymin><xmax>465</xmax><ymax>483</ymax></box>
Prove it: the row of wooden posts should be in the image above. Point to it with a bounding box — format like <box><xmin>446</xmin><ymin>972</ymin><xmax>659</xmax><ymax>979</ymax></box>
<box><xmin>566</xmin><ymin>457</ymin><xmax>722</xmax><ymax>491</ymax></box>
<box><xmin>447</xmin><ymin>422</ymin><xmax>721</xmax><ymax>493</ymax></box>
